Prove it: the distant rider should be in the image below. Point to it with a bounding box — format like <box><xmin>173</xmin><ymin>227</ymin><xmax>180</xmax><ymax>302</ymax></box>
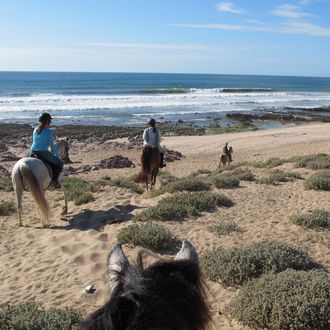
<box><xmin>223</xmin><ymin>142</ymin><xmax>232</xmax><ymax>162</ymax></box>
<box><xmin>30</xmin><ymin>113</ymin><xmax>64</xmax><ymax>187</ymax></box>
<box><xmin>143</xmin><ymin>118</ymin><xmax>166</xmax><ymax>168</ymax></box>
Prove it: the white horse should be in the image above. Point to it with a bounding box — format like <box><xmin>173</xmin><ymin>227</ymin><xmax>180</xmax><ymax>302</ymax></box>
<box><xmin>11</xmin><ymin>140</ymin><xmax>69</xmax><ymax>228</ymax></box>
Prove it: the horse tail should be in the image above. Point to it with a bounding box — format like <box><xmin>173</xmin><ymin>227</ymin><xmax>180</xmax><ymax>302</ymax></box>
<box><xmin>20</xmin><ymin>163</ymin><xmax>50</xmax><ymax>226</ymax></box>
<box><xmin>135</xmin><ymin>147</ymin><xmax>152</xmax><ymax>184</ymax></box>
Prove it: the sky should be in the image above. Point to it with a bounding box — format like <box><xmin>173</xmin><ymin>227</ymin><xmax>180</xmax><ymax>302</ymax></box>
<box><xmin>0</xmin><ymin>0</ymin><xmax>330</xmax><ymax>77</ymax></box>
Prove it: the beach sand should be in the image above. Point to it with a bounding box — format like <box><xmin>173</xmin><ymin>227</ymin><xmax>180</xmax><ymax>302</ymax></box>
<box><xmin>0</xmin><ymin>122</ymin><xmax>329</xmax><ymax>329</ymax></box>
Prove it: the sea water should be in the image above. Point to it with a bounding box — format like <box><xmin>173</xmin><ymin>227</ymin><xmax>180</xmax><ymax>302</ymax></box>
<box><xmin>0</xmin><ymin>71</ymin><xmax>330</xmax><ymax>126</ymax></box>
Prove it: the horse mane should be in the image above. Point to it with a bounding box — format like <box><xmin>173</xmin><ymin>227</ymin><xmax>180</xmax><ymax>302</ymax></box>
<box><xmin>81</xmin><ymin>257</ymin><xmax>211</xmax><ymax>330</ymax></box>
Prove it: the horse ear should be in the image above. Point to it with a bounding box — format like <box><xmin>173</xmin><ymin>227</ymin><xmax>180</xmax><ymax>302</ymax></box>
<box><xmin>175</xmin><ymin>241</ymin><xmax>199</xmax><ymax>264</ymax></box>
<box><xmin>107</xmin><ymin>244</ymin><xmax>132</xmax><ymax>290</ymax></box>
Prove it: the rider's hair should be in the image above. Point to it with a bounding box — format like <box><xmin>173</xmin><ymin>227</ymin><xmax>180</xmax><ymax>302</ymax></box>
<box><xmin>36</xmin><ymin>122</ymin><xmax>47</xmax><ymax>134</ymax></box>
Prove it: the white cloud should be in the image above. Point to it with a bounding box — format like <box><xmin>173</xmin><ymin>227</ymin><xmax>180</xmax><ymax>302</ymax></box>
<box><xmin>78</xmin><ymin>42</ymin><xmax>208</xmax><ymax>50</ymax></box>
<box><xmin>272</xmin><ymin>4</ymin><xmax>315</xmax><ymax>18</ymax></box>
<box><xmin>280</xmin><ymin>21</ymin><xmax>330</xmax><ymax>36</ymax></box>
<box><xmin>216</xmin><ymin>2</ymin><xmax>245</xmax><ymax>14</ymax></box>
<box><xmin>299</xmin><ymin>0</ymin><xmax>312</xmax><ymax>4</ymax></box>
<box><xmin>171</xmin><ymin>23</ymin><xmax>269</xmax><ymax>32</ymax></box>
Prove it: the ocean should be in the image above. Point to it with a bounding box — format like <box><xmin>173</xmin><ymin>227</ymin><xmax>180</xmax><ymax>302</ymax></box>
<box><xmin>0</xmin><ymin>71</ymin><xmax>330</xmax><ymax>126</ymax></box>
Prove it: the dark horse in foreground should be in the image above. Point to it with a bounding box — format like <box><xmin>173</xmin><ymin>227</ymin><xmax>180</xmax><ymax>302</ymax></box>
<box><xmin>80</xmin><ymin>241</ymin><xmax>211</xmax><ymax>330</ymax></box>
<box><xmin>135</xmin><ymin>145</ymin><xmax>160</xmax><ymax>190</ymax></box>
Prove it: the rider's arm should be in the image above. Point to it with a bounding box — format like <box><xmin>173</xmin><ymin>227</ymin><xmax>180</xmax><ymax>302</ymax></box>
<box><xmin>47</xmin><ymin>129</ymin><xmax>60</xmax><ymax>157</ymax></box>
<box><xmin>142</xmin><ymin>128</ymin><xmax>149</xmax><ymax>145</ymax></box>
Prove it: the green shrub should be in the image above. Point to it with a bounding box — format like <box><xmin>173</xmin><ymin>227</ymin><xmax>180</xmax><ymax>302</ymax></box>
<box><xmin>0</xmin><ymin>178</ymin><xmax>13</xmax><ymax>192</ymax></box>
<box><xmin>158</xmin><ymin>170</ymin><xmax>177</xmax><ymax>184</ymax></box>
<box><xmin>135</xmin><ymin>191</ymin><xmax>233</xmax><ymax>222</ymax></box>
<box><xmin>304</xmin><ymin>170</ymin><xmax>330</xmax><ymax>191</ymax></box>
<box><xmin>230</xmin><ymin>168</ymin><xmax>256</xmax><ymax>181</ymax></box>
<box><xmin>292</xmin><ymin>210</ymin><xmax>330</xmax><ymax>229</ymax></box>
<box><xmin>213</xmin><ymin>174</ymin><xmax>240</xmax><ymax>188</ymax></box>
<box><xmin>229</xmin><ymin>269</ymin><xmax>330</xmax><ymax>330</ymax></box>
<box><xmin>0</xmin><ymin>200</ymin><xmax>15</xmax><ymax>216</ymax></box>
<box><xmin>291</xmin><ymin>153</ymin><xmax>330</xmax><ymax>170</ymax></box>
<box><xmin>117</xmin><ymin>223</ymin><xmax>174</xmax><ymax>251</ymax></box>
<box><xmin>74</xmin><ymin>192</ymin><xmax>95</xmax><ymax>205</ymax></box>
<box><xmin>62</xmin><ymin>177</ymin><xmax>96</xmax><ymax>205</ymax></box>
<box><xmin>254</xmin><ymin>157</ymin><xmax>286</xmax><ymax>168</ymax></box>
<box><xmin>158</xmin><ymin>176</ymin><xmax>211</xmax><ymax>195</ymax></box>
<box><xmin>200</xmin><ymin>240</ymin><xmax>318</xmax><ymax>286</ymax></box>
<box><xmin>209</xmin><ymin>221</ymin><xmax>242</xmax><ymax>235</ymax></box>
<box><xmin>110</xmin><ymin>177</ymin><xmax>143</xmax><ymax>194</ymax></box>
<box><xmin>257</xmin><ymin>169</ymin><xmax>302</xmax><ymax>185</ymax></box>
<box><xmin>0</xmin><ymin>301</ymin><xmax>81</xmax><ymax>330</ymax></box>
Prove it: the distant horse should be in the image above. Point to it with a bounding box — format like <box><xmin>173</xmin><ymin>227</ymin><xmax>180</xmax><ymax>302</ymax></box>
<box><xmin>80</xmin><ymin>241</ymin><xmax>211</xmax><ymax>330</ymax></box>
<box><xmin>11</xmin><ymin>140</ymin><xmax>69</xmax><ymax>228</ymax></box>
<box><xmin>219</xmin><ymin>146</ymin><xmax>233</xmax><ymax>167</ymax></box>
<box><xmin>135</xmin><ymin>145</ymin><xmax>160</xmax><ymax>190</ymax></box>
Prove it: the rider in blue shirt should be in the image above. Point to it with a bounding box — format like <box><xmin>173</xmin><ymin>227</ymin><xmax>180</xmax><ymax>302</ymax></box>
<box><xmin>30</xmin><ymin>113</ymin><xmax>64</xmax><ymax>186</ymax></box>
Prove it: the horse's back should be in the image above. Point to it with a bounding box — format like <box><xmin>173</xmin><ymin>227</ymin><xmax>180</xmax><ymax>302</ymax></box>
<box><xmin>12</xmin><ymin>157</ymin><xmax>51</xmax><ymax>189</ymax></box>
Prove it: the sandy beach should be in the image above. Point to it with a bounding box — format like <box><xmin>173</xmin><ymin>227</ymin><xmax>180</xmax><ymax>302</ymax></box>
<box><xmin>0</xmin><ymin>122</ymin><xmax>329</xmax><ymax>329</ymax></box>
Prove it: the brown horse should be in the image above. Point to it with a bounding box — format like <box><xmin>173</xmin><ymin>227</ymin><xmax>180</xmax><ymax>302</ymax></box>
<box><xmin>219</xmin><ymin>146</ymin><xmax>233</xmax><ymax>167</ymax></box>
<box><xmin>135</xmin><ymin>145</ymin><xmax>160</xmax><ymax>190</ymax></box>
<box><xmin>80</xmin><ymin>241</ymin><xmax>211</xmax><ymax>330</ymax></box>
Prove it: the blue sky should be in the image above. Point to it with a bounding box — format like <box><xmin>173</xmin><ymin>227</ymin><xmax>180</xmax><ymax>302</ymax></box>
<box><xmin>0</xmin><ymin>0</ymin><xmax>330</xmax><ymax>76</ymax></box>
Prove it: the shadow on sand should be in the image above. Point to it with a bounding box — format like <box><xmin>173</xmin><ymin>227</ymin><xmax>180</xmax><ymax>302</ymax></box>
<box><xmin>52</xmin><ymin>204</ymin><xmax>142</xmax><ymax>231</ymax></box>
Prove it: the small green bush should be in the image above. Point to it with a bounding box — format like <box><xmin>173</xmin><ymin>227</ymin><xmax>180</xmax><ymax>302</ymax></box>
<box><xmin>62</xmin><ymin>177</ymin><xmax>96</xmax><ymax>205</ymax></box>
<box><xmin>74</xmin><ymin>192</ymin><xmax>95</xmax><ymax>205</ymax></box>
<box><xmin>110</xmin><ymin>177</ymin><xmax>143</xmax><ymax>194</ymax></box>
<box><xmin>209</xmin><ymin>221</ymin><xmax>242</xmax><ymax>235</ymax></box>
<box><xmin>230</xmin><ymin>168</ymin><xmax>256</xmax><ymax>181</ymax></box>
<box><xmin>0</xmin><ymin>200</ymin><xmax>15</xmax><ymax>216</ymax></box>
<box><xmin>254</xmin><ymin>157</ymin><xmax>286</xmax><ymax>168</ymax></box>
<box><xmin>0</xmin><ymin>178</ymin><xmax>13</xmax><ymax>192</ymax></box>
<box><xmin>257</xmin><ymin>169</ymin><xmax>302</xmax><ymax>185</ymax></box>
<box><xmin>200</xmin><ymin>240</ymin><xmax>318</xmax><ymax>286</ymax></box>
<box><xmin>304</xmin><ymin>170</ymin><xmax>330</xmax><ymax>191</ymax></box>
<box><xmin>291</xmin><ymin>153</ymin><xmax>330</xmax><ymax>170</ymax></box>
<box><xmin>135</xmin><ymin>191</ymin><xmax>233</xmax><ymax>222</ymax></box>
<box><xmin>117</xmin><ymin>223</ymin><xmax>174</xmax><ymax>251</ymax></box>
<box><xmin>0</xmin><ymin>301</ymin><xmax>81</xmax><ymax>330</ymax></box>
<box><xmin>229</xmin><ymin>269</ymin><xmax>330</xmax><ymax>330</ymax></box>
<box><xmin>292</xmin><ymin>210</ymin><xmax>330</xmax><ymax>229</ymax></box>
<box><xmin>213</xmin><ymin>174</ymin><xmax>240</xmax><ymax>188</ymax></box>
<box><xmin>158</xmin><ymin>176</ymin><xmax>211</xmax><ymax>195</ymax></box>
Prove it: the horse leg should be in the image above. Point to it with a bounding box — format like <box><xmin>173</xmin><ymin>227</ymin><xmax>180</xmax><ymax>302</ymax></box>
<box><xmin>15</xmin><ymin>186</ymin><xmax>23</xmax><ymax>227</ymax></box>
<box><xmin>12</xmin><ymin>169</ymin><xmax>24</xmax><ymax>226</ymax></box>
<box><xmin>60</xmin><ymin>182</ymin><xmax>68</xmax><ymax>215</ymax></box>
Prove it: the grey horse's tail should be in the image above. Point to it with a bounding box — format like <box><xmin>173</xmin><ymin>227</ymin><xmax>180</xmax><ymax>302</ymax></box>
<box><xmin>20</xmin><ymin>163</ymin><xmax>50</xmax><ymax>226</ymax></box>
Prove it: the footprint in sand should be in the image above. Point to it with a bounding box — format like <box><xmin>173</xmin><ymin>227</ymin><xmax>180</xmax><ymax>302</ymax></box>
<box><xmin>98</xmin><ymin>233</ymin><xmax>108</xmax><ymax>242</ymax></box>
<box><xmin>60</xmin><ymin>245</ymin><xmax>71</xmax><ymax>254</ymax></box>
<box><xmin>73</xmin><ymin>255</ymin><xmax>85</xmax><ymax>265</ymax></box>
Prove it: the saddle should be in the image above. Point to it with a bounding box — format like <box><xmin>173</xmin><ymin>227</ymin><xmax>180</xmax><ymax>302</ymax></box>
<box><xmin>29</xmin><ymin>152</ymin><xmax>53</xmax><ymax>178</ymax></box>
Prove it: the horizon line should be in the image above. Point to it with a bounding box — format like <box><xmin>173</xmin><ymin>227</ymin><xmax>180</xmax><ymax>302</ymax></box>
<box><xmin>0</xmin><ymin>70</ymin><xmax>329</xmax><ymax>79</ymax></box>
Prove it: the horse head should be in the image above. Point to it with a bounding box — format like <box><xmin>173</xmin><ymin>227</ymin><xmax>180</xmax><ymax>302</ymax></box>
<box><xmin>81</xmin><ymin>241</ymin><xmax>211</xmax><ymax>330</ymax></box>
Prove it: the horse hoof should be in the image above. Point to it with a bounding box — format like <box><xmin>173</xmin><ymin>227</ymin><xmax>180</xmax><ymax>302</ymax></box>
<box><xmin>61</xmin><ymin>208</ymin><xmax>68</xmax><ymax>215</ymax></box>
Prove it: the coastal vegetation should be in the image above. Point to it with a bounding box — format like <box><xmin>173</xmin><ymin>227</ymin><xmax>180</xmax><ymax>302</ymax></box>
<box><xmin>62</xmin><ymin>177</ymin><xmax>96</xmax><ymax>205</ymax></box>
<box><xmin>229</xmin><ymin>269</ymin><xmax>330</xmax><ymax>330</ymax></box>
<box><xmin>135</xmin><ymin>191</ymin><xmax>233</xmax><ymax>222</ymax></box>
<box><xmin>0</xmin><ymin>200</ymin><xmax>15</xmax><ymax>216</ymax></box>
<box><xmin>291</xmin><ymin>210</ymin><xmax>330</xmax><ymax>229</ymax></box>
<box><xmin>257</xmin><ymin>169</ymin><xmax>302</xmax><ymax>185</ymax></box>
<box><xmin>304</xmin><ymin>170</ymin><xmax>330</xmax><ymax>191</ymax></box>
<box><xmin>117</xmin><ymin>223</ymin><xmax>174</xmax><ymax>251</ymax></box>
<box><xmin>0</xmin><ymin>302</ymin><xmax>81</xmax><ymax>330</ymax></box>
<box><xmin>200</xmin><ymin>240</ymin><xmax>318</xmax><ymax>286</ymax></box>
<box><xmin>0</xmin><ymin>178</ymin><xmax>13</xmax><ymax>192</ymax></box>
<box><xmin>208</xmin><ymin>221</ymin><xmax>242</xmax><ymax>236</ymax></box>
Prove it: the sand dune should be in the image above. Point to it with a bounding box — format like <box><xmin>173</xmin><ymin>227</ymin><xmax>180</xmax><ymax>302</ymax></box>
<box><xmin>0</xmin><ymin>122</ymin><xmax>329</xmax><ymax>329</ymax></box>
